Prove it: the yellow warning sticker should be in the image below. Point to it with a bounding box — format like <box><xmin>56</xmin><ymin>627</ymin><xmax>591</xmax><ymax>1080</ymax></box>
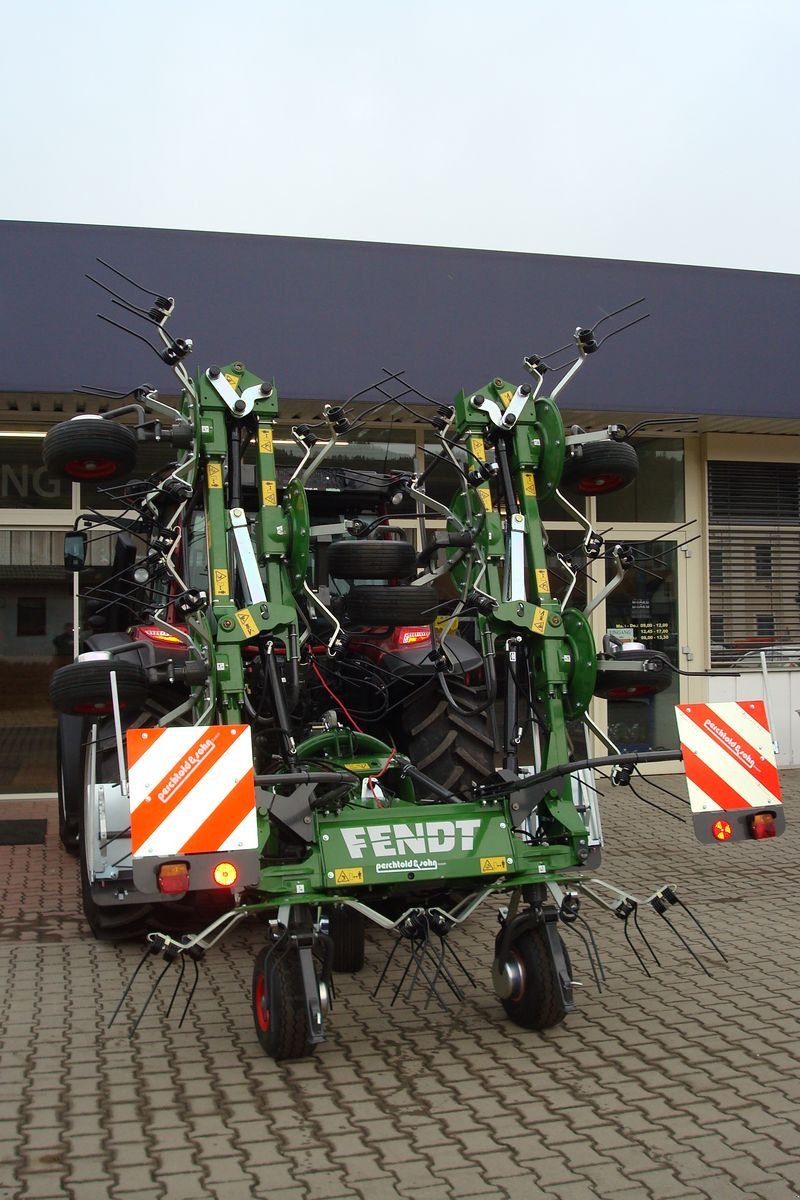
<box><xmin>334</xmin><ymin>868</ymin><xmax>364</xmax><ymax>885</ymax></box>
<box><xmin>262</xmin><ymin>481</ymin><xmax>277</xmax><ymax>507</ymax></box>
<box><xmin>344</xmin><ymin>763</ymin><xmax>372</xmax><ymax>771</ymax></box>
<box><xmin>531</xmin><ymin>606</ymin><xmax>548</xmax><ymax>635</ymax></box>
<box><xmin>469</xmin><ymin>436</ymin><xmax>486</xmax><ymax>462</ymax></box>
<box><xmin>207</xmin><ymin>462</ymin><xmax>223</xmax><ymax>489</ymax></box>
<box><xmin>259</xmin><ymin>428</ymin><xmax>274</xmax><ymax>455</ymax></box>
<box><xmin>536</xmin><ymin>569</ymin><xmax>551</xmax><ymax>595</ymax></box>
<box><xmin>522</xmin><ymin>470</ymin><xmax>537</xmax><ymax>497</ymax></box>
<box><xmin>223</xmin><ymin>372</ymin><xmax>241</xmax><ymax>390</ymax></box>
<box><xmin>235</xmin><ymin>609</ymin><xmax>259</xmax><ymax>638</ymax></box>
<box><xmin>213</xmin><ymin>569</ymin><xmax>229</xmax><ymax>597</ymax></box>
<box><xmin>500</xmin><ymin>389</ymin><xmax>513</xmax><ymax>407</ymax></box>
<box><xmin>479</xmin><ymin>484</ymin><xmax>493</xmax><ymax>512</ymax></box>
<box><xmin>435</xmin><ymin>614</ymin><xmax>459</xmax><ymax>634</ymax></box>
<box><xmin>480</xmin><ymin>856</ymin><xmax>507</xmax><ymax>874</ymax></box>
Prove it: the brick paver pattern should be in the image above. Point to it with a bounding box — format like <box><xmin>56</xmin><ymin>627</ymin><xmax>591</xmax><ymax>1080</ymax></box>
<box><xmin>1</xmin><ymin>773</ymin><xmax>799</xmax><ymax>1200</ymax></box>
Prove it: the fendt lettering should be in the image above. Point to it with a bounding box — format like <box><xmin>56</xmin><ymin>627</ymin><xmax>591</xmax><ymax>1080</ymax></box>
<box><xmin>341</xmin><ymin>819</ymin><xmax>482</xmax><ymax>860</ymax></box>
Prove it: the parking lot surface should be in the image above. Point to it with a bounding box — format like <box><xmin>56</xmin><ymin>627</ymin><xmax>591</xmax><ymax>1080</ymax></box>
<box><xmin>1</xmin><ymin>772</ymin><xmax>799</xmax><ymax>1200</ymax></box>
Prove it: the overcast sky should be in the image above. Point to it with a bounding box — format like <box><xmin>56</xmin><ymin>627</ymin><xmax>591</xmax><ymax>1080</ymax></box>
<box><xmin>2</xmin><ymin>1</ymin><xmax>797</xmax><ymax>274</ymax></box>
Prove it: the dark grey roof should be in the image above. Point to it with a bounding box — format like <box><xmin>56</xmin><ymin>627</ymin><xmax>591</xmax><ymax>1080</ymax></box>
<box><xmin>1</xmin><ymin>220</ymin><xmax>798</xmax><ymax>419</ymax></box>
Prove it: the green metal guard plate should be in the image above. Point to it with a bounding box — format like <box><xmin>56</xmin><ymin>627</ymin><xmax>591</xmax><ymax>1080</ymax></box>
<box><xmin>316</xmin><ymin>803</ymin><xmax>518</xmax><ymax>888</ymax></box>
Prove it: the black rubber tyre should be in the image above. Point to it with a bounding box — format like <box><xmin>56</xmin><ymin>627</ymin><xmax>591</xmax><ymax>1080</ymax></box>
<box><xmin>56</xmin><ymin>714</ymin><xmax>86</xmax><ymax>856</ymax></box>
<box><xmin>394</xmin><ymin>679</ymin><xmax>495</xmax><ymax>795</ymax></box>
<box><xmin>43</xmin><ymin>418</ymin><xmax>138</xmax><ymax>482</ymax></box>
<box><xmin>496</xmin><ymin>926</ymin><xmax>571</xmax><ymax>1031</ymax></box>
<box><xmin>79</xmin><ymin>721</ymin><xmax>153</xmax><ymax>941</ymax></box>
<box><xmin>325</xmin><ymin>904</ymin><xmax>366</xmax><ymax>973</ymax></box>
<box><xmin>560</xmin><ymin>440</ymin><xmax>639</xmax><ymax>496</ymax></box>
<box><xmin>49</xmin><ymin>660</ymin><xmax>149</xmax><ymax>716</ymax></box>
<box><xmin>345</xmin><ymin>585</ymin><xmax>440</xmax><ymax>626</ymax></box>
<box><xmin>594</xmin><ymin>650</ymin><xmax>671</xmax><ymax>699</ymax></box>
<box><xmin>328</xmin><ymin>538</ymin><xmax>416</xmax><ymax>580</ymax></box>
<box><xmin>252</xmin><ymin>946</ymin><xmax>316</xmax><ymax>1060</ymax></box>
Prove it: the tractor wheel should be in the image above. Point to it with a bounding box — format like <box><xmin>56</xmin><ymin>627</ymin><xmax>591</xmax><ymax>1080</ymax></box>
<box><xmin>252</xmin><ymin>946</ymin><xmax>317</xmax><ymax>1061</ymax></box>
<box><xmin>325</xmin><ymin>904</ymin><xmax>366</xmax><ymax>973</ymax></box>
<box><xmin>56</xmin><ymin>714</ymin><xmax>85</xmax><ymax>856</ymax></box>
<box><xmin>42</xmin><ymin>418</ymin><xmax>138</xmax><ymax>482</ymax></box>
<box><xmin>394</xmin><ymin>679</ymin><xmax>495</xmax><ymax>794</ymax></box>
<box><xmin>345</xmin><ymin>585</ymin><xmax>440</xmax><ymax>626</ymax></box>
<box><xmin>560</xmin><ymin>440</ymin><xmax>639</xmax><ymax>497</ymax></box>
<box><xmin>328</xmin><ymin>538</ymin><xmax>416</xmax><ymax>580</ymax></box>
<box><xmin>79</xmin><ymin>722</ymin><xmax>153</xmax><ymax>941</ymax></box>
<box><xmin>594</xmin><ymin>649</ymin><xmax>672</xmax><ymax>699</ymax></box>
<box><xmin>494</xmin><ymin>926</ymin><xmax>571</xmax><ymax>1031</ymax></box>
<box><xmin>49</xmin><ymin>660</ymin><xmax>149</xmax><ymax>716</ymax></box>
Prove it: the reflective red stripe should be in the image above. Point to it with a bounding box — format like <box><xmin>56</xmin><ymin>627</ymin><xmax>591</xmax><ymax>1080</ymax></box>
<box><xmin>681</xmin><ymin>745</ymin><xmax>753</xmax><ymax>811</ymax></box>
<box><xmin>131</xmin><ymin>730</ymin><xmax>224</xmax><ymax>849</ymax></box>
<box><xmin>677</xmin><ymin>703</ymin><xmax>780</xmax><ymax>800</ymax></box>
<box><xmin>179</xmin><ymin>770</ymin><xmax>256</xmax><ymax>854</ymax></box>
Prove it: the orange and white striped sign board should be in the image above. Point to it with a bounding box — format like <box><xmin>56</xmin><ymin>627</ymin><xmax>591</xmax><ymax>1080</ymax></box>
<box><xmin>675</xmin><ymin>701</ymin><xmax>784</xmax><ymax>843</ymax></box>
<box><xmin>126</xmin><ymin>725</ymin><xmax>257</xmax><ymax>858</ymax></box>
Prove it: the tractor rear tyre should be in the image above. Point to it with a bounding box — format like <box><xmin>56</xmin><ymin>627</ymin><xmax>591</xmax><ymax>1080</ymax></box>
<box><xmin>43</xmin><ymin>418</ymin><xmax>138</xmax><ymax>482</ymax></box>
<box><xmin>328</xmin><ymin>538</ymin><xmax>416</xmax><ymax>580</ymax></box>
<box><xmin>495</xmin><ymin>926</ymin><xmax>571</xmax><ymax>1031</ymax></box>
<box><xmin>560</xmin><ymin>441</ymin><xmax>639</xmax><ymax>497</ymax></box>
<box><xmin>252</xmin><ymin>946</ymin><xmax>317</xmax><ymax>1060</ymax></box>
<box><xmin>394</xmin><ymin>679</ymin><xmax>495</xmax><ymax>795</ymax></box>
<box><xmin>50</xmin><ymin>660</ymin><xmax>149</xmax><ymax>716</ymax></box>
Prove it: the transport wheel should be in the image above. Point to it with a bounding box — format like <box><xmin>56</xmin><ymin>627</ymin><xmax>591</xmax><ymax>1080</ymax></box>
<box><xmin>594</xmin><ymin>649</ymin><xmax>672</xmax><ymax>699</ymax></box>
<box><xmin>494</xmin><ymin>926</ymin><xmax>571</xmax><ymax>1031</ymax></box>
<box><xmin>252</xmin><ymin>946</ymin><xmax>316</xmax><ymax>1060</ymax></box>
<box><xmin>325</xmin><ymin>904</ymin><xmax>366</xmax><ymax>973</ymax></box>
<box><xmin>56</xmin><ymin>714</ymin><xmax>85</xmax><ymax>856</ymax></box>
<box><xmin>49</xmin><ymin>660</ymin><xmax>149</xmax><ymax>716</ymax></box>
<box><xmin>560</xmin><ymin>440</ymin><xmax>639</xmax><ymax>496</ymax></box>
<box><xmin>345</xmin><ymin>584</ymin><xmax>440</xmax><ymax>625</ymax></box>
<box><xmin>328</xmin><ymin>538</ymin><xmax>416</xmax><ymax>580</ymax></box>
<box><xmin>394</xmin><ymin>680</ymin><xmax>495</xmax><ymax>794</ymax></box>
<box><xmin>42</xmin><ymin>418</ymin><xmax>138</xmax><ymax>481</ymax></box>
<box><xmin>79</xmin><ymin>722</ymin><xmax>152</xmax><ymax>941</ymax></box>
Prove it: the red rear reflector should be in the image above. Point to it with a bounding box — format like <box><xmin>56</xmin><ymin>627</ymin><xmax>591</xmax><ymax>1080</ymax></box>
<box><xmin>390</xmin><ymin>626</ymin><xmax>431</xmax><ymax>647</ymax></box>
<box><xmin>213</xmin><ymin>861</ymin><xmax>238</xmax><ymax>887</ymax></box>
<box><xmin>137</xmin><ymin>625</ymin><xmax>187</xmax><ymax>646</ymax></box>
<box><xmin>157</xmin><ymin>862</ymin><xmax>190</xmax><ymax>894</ymax></box>
<box><xmin>749</xmin><ymin>812</ymin><xmax>777</xmax><ymax>839</ymax></box>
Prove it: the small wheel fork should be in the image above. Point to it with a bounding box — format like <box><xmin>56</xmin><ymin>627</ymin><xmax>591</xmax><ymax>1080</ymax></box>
<box><xmin>493</xmin><ymin>887</ymin><xmax>575</xmax><ymax>1018</ymax></box>
<box><xmin>279</xmin><ymin>904</ymin><xmax>333</xmax><ymax>1046</ymax></box>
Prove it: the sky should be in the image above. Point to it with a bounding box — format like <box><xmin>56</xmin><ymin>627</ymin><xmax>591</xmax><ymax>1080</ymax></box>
<box><xmin>2</xmin><ymin>0</ymin><xmax>798</xmax><ymax>274</ymax></box>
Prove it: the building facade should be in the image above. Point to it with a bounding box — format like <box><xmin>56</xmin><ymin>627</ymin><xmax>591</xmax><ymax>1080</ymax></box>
<box><xmin>1</xmin><ymin>220</ymin><xmax>799</xmax><ymax>795</ymax></box>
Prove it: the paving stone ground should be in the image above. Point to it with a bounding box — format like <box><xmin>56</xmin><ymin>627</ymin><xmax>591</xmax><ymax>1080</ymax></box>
<box><xmin>1</xmin><ymin>772</ymin><xmax>799</xmax><ymax>1200</ymax></box>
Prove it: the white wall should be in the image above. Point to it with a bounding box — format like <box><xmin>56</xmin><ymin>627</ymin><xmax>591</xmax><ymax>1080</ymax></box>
<box><xmin>709</xmin><ymin>669</ymin><xmax>800</xmax><ymax>768</ymax></box>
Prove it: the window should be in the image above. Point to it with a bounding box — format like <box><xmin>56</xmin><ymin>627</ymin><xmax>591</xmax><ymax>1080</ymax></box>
<box><xmin>596</xmin><ymin>438</ymin><xmax>684</xmax><ymax>523</ymax></box>
<box><xmin>755</xmin><ymin>544</ymin><xmax>772</xmax><ymax>580</ymax></box>
<box><xmin>756</xmin><ymin>613</ymin><xmax>775</xmax><ymax>638</ymax></box>
<box><xmin>710</xmin><ymin>613</ymin><xmax>724</xmax><ymax>645</ymax></box>
<box><xmin>709</xmin><ymin>548</ymin><xmax>723</xmax><ymax>585</ymax></box>
<box><xmin>17</xmin><ymin>596</ymin><xmax>46</xmax><ymax>636</ymax></box>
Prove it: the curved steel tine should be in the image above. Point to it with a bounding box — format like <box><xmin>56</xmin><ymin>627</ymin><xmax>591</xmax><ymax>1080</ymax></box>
<box><xmin>179</xmin><ymin>957</ymin><xmax>201</xmax><ymax>1029</ymax></box>
<box><xmin>632</xmin><ymin>906</ymin><xmax>661</xmax><ymax>967</ymax></box>
<box><xmin>623</xmin><ymin>909</ymin><xmax>652</xmax><ymax>977</ymax></box>
<box><xmin>564</xmin><ymin>923</ymin><xmax>602</xmax><ymax>993</ymax></box>
<box><xmin>657</xmin><ymin>912</ymin><xmax>712</xmax><ymax>978</ymax></box>
<box><xmin>164</xmin><ymin>953</ymin><xmax>187</xmax><ymax>1020</ymax></box>
<box><xmin>108</xmin><ymin>947</ymin><xmax>152</xmax><ymax>1028</ymax></box>
<box><xmin>673</xmin><ymin>897</ymin><xmax>729</xmax><ymax>962</ymax></box>
<box><xmin>130</xmin><ymin>960</ymin><xmax>174</xmax><ymax>1036</ymax></box>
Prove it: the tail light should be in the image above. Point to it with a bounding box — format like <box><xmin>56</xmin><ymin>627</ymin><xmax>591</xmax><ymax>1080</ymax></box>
<box><xmin>390</xmin><ymin>626</ymin><xmax>431</xmax><ymax>648</ymax></box>
<box><xmin>134</xmin><ymin>625</ymin><xmax>189</xmax><ymax>647</ymax></box>
<box><xmin>748</xmin><ymin>811</ymin><xmax>777</xmax><ymax>839</ymax></box>
<box><xmin>157</xmin><ymin>862</ymin><xmax>190</xmax><ymax>894</ymax></box>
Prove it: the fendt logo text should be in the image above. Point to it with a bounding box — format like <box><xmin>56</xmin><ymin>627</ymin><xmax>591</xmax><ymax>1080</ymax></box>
<box><xmin>341</xmin><ymin>819</ymin><xmax>482</xmax><ymax>860</ymax></box>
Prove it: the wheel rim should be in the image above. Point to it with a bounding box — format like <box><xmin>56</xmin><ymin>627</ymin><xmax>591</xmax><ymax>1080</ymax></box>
<box><xmin>576</xmin><ymin>472</ymin><xmax>626</xmax><ymax>494</ymax></box>
<box><xmin>64</xmin><ymin>457</ymin><xmax>119</xmax><ymax>480</ymax></box>
<box><xmin>254</xmin><ymin>974</ymin><xmax>270</xmax><ymax>1033</ymax></box>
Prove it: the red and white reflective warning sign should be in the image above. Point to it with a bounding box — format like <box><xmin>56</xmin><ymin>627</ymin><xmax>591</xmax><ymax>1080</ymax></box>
<box><xmin>675</xmin><ymin>701</ymin><xmax>782</xmax><ymax>815</ymax></box>
<box><xmin>127</xmin><ymin>725</ymin><xmax>257</xmax><ymax>858</ymax></box>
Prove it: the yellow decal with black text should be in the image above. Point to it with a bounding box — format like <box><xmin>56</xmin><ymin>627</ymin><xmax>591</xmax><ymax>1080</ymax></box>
<box><xmin>522</xmin><ymin>470</ymin><xmax>537</xmax><ymax>497</ymax></box>
<box><xmin>435</xmin><ymin>614</ymin><xmax>459</xmax><ymax>634</ymax></box>
<box><xmin>536</xmin><ymin>569</ymin><xmax>551</xmax><ymax>595</ymax></box>
<box><xmin>479</xmin><ymin>484</ymin><xmax>493</xmax><ymax>512</ymax></box>
<box><xmin>334</xmin><ymin>867</ymin><xmax>364</xmax><ymax>885</ymax></box>
<box><xmin>500</xmin><ymin>389</ymin><xmax>513</xmax><ymax>407</ymax></box>
<box><xmin>235</xmin><ymin>609</ymin><xmax>259</xmax><ymax>638</ymax></box>
<box><xmin>344</xmin><ymin>763</ymin><xmax>372</xmax><ymax>771</ymax></box>
<box><xmin>223</xmin><ymin>372</ymin><xmax>241</xmax><ymax>390</ymax></box>
<box><xmin>207</xmin><ymin>463</ymin><xmax>223</xmax><ymax>489</ymax></box>
<box><xmin>262</xmin><ymin>481</ymin><xmax>277</xmax><ymax>506</ymax></box>
<box><xmin>531</xmin><ymin>606</ymin><xmax>548</xmax><ymax>635</ymax></box>
<box><xmin>213</xmin><ymin>569</ymin><xmax>230</xmax><ymax>597</ymax></box>
<box><xmin>258</xmin><ymin>428</ymin><xmax>274</xmax><ymax>455</ymax></box>
<box><xmin>480</xmin><ymin>856</ymin><xmax>508</xmax><ymax>874</ymax></box>
<box><xmin>469</xmin><ymin>436</ymin><xmax>486</xmax><ymax>462</ymax></box>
